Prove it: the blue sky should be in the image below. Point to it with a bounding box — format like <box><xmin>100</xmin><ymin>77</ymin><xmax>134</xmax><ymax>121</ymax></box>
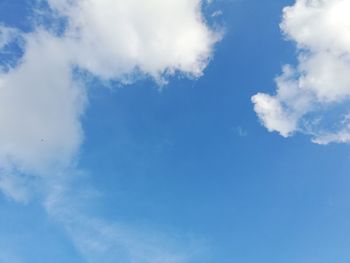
<box><xmin>1</xmin><ymin>0</ymin><xmax>350</xmax><ymax>263</ymax></box>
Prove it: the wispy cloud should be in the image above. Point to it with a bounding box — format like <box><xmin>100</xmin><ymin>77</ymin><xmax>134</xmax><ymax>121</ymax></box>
<box><xmin>43</xmin><ymin>174</ymin><xmax>207</xmax><ymax>263</ymax></box>
<box><xmin>252</xmin><ymin>0</ymin><xmax>350</xmax><ymax>144</ymax></box>
<box><xmin>0</xmin><ymin>25</ymin><xmax>19</xmax><ymax>49</ymax></box>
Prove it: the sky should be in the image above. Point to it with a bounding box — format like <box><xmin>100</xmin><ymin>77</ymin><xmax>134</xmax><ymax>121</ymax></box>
<box><xmin>1</xmin><ymin>0</ymin><xmax>350</xmax><ymax>262</ymax></box>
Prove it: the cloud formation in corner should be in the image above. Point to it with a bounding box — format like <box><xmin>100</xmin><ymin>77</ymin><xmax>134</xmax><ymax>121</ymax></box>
<box><xmin>252</xmin><ymin>0</ymin><xmax>350</xmax><ymax>144</ymax></box>
<box><xmin>0</xmin><ymin>0</ymin><xmax>219</xmax><ymax>199</ymax></box>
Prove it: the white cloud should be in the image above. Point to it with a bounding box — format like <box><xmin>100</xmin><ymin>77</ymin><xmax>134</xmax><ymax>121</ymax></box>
<box><xmin>0</xmin><ymin>31</ymin><xmax>86</xmax><ymax>177</ymax></box>
<box><xmin>0</xmin><ymin>0</ymin><xmax>219</xmax><ymax>261</ymax></box>
<box><xmin>252</xmin><ymin>93</ymin><xmax>297</xmax><ymax>137</ymax></box>
<box><xmin>47</xmin><ymin>0</ymin><xmax>220</xmax><ymax>81</ymax></box>
<box><xmin>252</xmin><ymin>0</ymin><xmax>350</xmax><ymax>144</ymax></box>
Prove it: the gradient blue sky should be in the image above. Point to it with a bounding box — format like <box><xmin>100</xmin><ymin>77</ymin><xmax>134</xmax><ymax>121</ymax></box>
<box><xmin>1</xmin><ymin>1</ymin><xmax>350</xmax><ymax>263</ymax></box>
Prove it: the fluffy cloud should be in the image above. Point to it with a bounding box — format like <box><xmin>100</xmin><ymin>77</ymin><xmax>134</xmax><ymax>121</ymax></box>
<box><xmin>0</xmin><ymin>32</ymin><xmax>86</xmax><ymax>176</ymax></box>
<box><xmin>252</xmin><ymin>0</ymin><xmax>350</xmax><ymax>144</ymax></box>
<box><xmin>48</xmin><ymin>0</ymin><xmax>219</xmax><ymax>80</ymax></box>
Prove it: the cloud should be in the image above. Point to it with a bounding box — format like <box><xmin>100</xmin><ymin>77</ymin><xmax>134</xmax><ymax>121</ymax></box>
<box><xmin>0</xmin><ymin>0</ymin><xmax>219</xmax><ymax>261</ymax></box>
<box><xmin>0</xmin><ymin>0</ymin><xmax>218</xmax><ymax>200</ymax></box>
<box><xmin>47</xmin><ymin>0</ymin><xmax>220</xmax><ymax>81</ymax></box>
<box><xmin>252</xmin><ymin>0</ymin><xmax>350</xmax><ymax>144</ymax></box>
<box><xmin>0</xmin><ymin>31</ymin><xmax>86</xmax><ymax>177</ymax></box>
